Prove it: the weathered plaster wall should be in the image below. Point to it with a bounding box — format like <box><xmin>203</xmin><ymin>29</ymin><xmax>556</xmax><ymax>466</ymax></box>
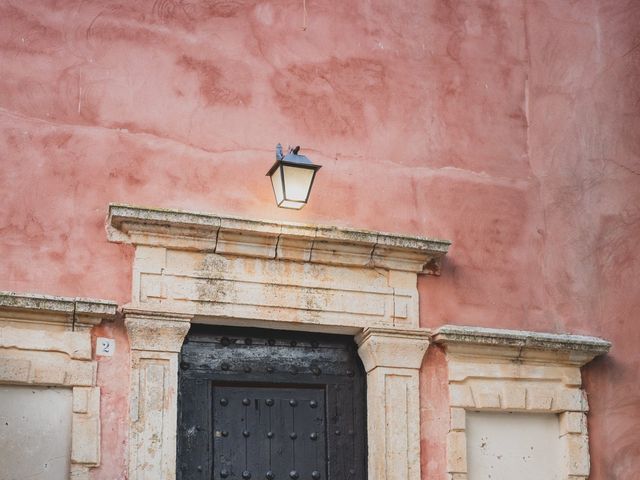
<box><xmin>91</xmin><ymin>318</ymin><xmax>130</xmax><ymax>480</ymax></box>
<box><xmin>0</xmin><ymin>1</ymin><xmax>638</xmax><ymax>478</ymax></box>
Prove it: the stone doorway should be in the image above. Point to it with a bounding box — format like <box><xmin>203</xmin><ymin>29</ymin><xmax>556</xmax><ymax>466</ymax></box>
<box><xmin>177</xmin><ymin>325</ymin><xmax>367</xmax><ymax>480</ymax></box>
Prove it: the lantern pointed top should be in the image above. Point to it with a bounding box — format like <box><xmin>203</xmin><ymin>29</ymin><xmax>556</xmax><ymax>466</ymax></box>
<box><xmin>282</xmin><ymin>145</ymin><xmax>313</xmax><ymax>167</ymax></box>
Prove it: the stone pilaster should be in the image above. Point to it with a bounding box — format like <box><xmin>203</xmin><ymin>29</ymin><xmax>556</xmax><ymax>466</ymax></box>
<box><xmin>125</xmin><ymin>309</ymin><xmax>192</xmax><ymax>480</ymax></box>
<box><xmin>356</xmin><ymin>327</ymin><xmax>430</xmax><ymax>480</ymax></box>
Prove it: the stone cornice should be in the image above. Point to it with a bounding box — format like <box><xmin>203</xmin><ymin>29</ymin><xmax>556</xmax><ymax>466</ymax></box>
<box><xmin>107</xmin><ymin>204</ymin><xmax>451</xmax><ymax>273</ymax></box>
<box><xmin>0</xmin><ymin>291</ymin><xmax>118</xmax><ymax>327</ymax></box>
<box><xmin>433</xmin><ymin>325</ymin><xmax>611</xmax><ymax>366</ymax></box>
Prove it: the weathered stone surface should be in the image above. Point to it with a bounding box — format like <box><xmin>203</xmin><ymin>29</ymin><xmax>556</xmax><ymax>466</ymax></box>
<box><xmin>474</xmin><ymin>387</ymin><xmax>501</xmax><ymax>409</ymax></box>
<box><xmin>70</xmin><ymin>465</ymin><xmax>90</xmax><ymax>480</ymax></box>
<box><xmin>450</xmin><ymin>408</ymin><xmax>466</xmax><ymax>431</ymax></box>
<box><xmin>563</xmin><ymin>434</ymin><xmax>590</xmax><ymax>476</ymax></box>
<box><xmin>500</xmin><ymin>384</ymin><xmax>527</xmax><ymax>409</ymax></box>
<box><xmin>446</xmin><ymin>431</ymin><xmax>467</xmax><ymax>473</ymax></box>
<box><xmin>108</xmin><ymin>204</ymin><xmax>451</xmax><ymax>273</ymax></box>
<box><xmin>356</xmin><ymin>328</ymin><xmax>430</xmax><ymax>480</ymax></box>
<box><xmin>71</xmin><ymin>387</ymin><xmax>100</xmax><ymax>465</ymax></box>
<box><xmin>356</xmin><ymin>327</ymin><xmax>430</xmax><ymax>371</ymax></box>
<box><xmin>131</xmin><ymin>245</ymin><xmax>420</xmax><ymax>329</ymax></box>
<box><xmin>526</xmin><ymin>387</ymin><xmax>555</xmax><ymax>411</ymax></box>
<box><xmin>0</xmin><ymin>357</ymin><xmax>31</xmax><ymax>383</ymax></box>
<box><xmin>437</xmin><ymin>324</ymin><xmax>608</xmax><ymax>478</ymax></box>
<box><xmin>560</xmin><ymin>412</ymin><xmax>587</xmax><ymax>435</ymax></box>
<box><xmin>449</xmin><ymin>384</ymin><xmax>475</xmax><ymax>408</ymax></box>
<box><xmin>0</xmin><ymin>300</ymin><xmax>103</xmax><ymax>476</ymax></box>
<box><xmin>73</xmin><ymin>387</ymin><xmax>90</xmax><ymax>414</ymax></box>
<box><xmin>125</xmin><ymin>310</ymin><xmax>191</xmax><ymax>353</ymax></box>
<box><xmin>126</xmin><ymin>311</ymin><xmax>190</xmax><ymax>480</ymax></box>
<box><xmin>0</xmin><ymin>291</ymin><xmax>117</xmax><ymax>325</ymax></box>
<box><xmin>0</xmin><ymin>325</ymin><xmax>92</xmax><ymax>359</ymax></box>
<box><xmin>0</xmin><ymin>351</ymin><xmax>96</xmax><ymax>386</ymax></box>
<box><xmin>434</xmin><ymin>325</ymin><xmax>611</xmax><ymax>366</ymax></box>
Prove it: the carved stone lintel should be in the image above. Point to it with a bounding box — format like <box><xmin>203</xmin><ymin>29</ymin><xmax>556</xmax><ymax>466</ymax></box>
<box><xmin>108</xmin><ymin>204</ymin><xmax>450</xmax><ymax>273</ymax></box>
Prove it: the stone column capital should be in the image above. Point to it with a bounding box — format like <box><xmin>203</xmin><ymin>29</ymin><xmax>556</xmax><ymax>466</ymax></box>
<box><xmin>356</xmin><ymin>327</ymin><xmax>431</xmax><ymax>372</ymax></box>
<box><xmin>124</xmin><ymin>309</ymin><xmax>192</xmax><ymax>353</ymax></box>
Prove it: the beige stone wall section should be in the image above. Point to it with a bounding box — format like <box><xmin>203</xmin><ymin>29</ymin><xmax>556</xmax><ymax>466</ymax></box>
<box><xmin>126</xmin><ymin>310</ymin><xmax>191</xmax><ymax>480</ymax></box>
<box><xmin>0</xmin><ymin>291</ymin><xmax>117</xmax><ymax>479</ymax></box>
<box><xmin>356</xmin><ymin>327</ymin><xmax>430</xmax><ymax>480</ymax></box>
<box><xmin>131</xmin><ymin>245</ymin><xmax>421</xmax><ymax>330</ymax></box>
<box><xmin>109</xmin><ymin>205</ymin><xmax>451</xmax><ymax>332</ymax></box>
<box><xmin>434</xmin><ymin>325</ymin><xmax>611</xmax><ymax>480</ymax></box>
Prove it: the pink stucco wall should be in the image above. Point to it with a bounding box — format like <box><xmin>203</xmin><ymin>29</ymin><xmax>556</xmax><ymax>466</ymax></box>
<box><xmin>1</xmin><ymin>1</ymin><xmax>638</xmax><ymax>478</ymax></box>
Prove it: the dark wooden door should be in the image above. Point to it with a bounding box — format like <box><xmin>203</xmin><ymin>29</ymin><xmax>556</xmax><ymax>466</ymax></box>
<box><xmin>177</xmin><ymin>325</ymin><xmax>367</xmax><ymax>480</ymax></box>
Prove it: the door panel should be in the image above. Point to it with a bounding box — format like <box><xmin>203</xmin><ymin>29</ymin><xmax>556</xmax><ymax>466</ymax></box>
<box><xmin>178</xmin><ymin>325</ymin><xmax>367</xmax><ymax>480</ymax></box>
<box><xmin>212</xmin><ymin>385</ymin><xmax>326</xmax><ymax>479</ymax></box>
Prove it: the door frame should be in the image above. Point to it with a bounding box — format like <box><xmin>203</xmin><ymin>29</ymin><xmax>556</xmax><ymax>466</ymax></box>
<box><xmin>110</xmin><ymin>204</ymin><xmax>445</xmax><ymax>480</ymax></box>
<box><xmin>125</xmin><ymin>310</ymin><xmax>431</xmax><ymax>480</ymax></box>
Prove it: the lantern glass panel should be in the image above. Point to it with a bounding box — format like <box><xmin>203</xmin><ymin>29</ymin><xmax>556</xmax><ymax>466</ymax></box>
<box><xmin>282</xmin><ymin>165</ymin><xmax>315</xmax><ymax>202</ymax></box>
<box><xmin>270</xmin><ymin>165</ymin><xmax>285</xmax><ymax>205</ymax></box>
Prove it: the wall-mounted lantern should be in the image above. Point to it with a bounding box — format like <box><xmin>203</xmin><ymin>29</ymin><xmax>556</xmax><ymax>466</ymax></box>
<box><xmin>267</xmin><ymin>144</ymin><xmax>322</xmax><ymax>210</ymax></box>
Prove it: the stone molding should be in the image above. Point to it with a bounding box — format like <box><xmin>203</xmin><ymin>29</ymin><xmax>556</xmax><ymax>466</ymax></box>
<box><xmin>107</xmin><ymin>204</ymin><xmax>451</xmax><ymax>479</ymax></box>
<box><xmin>434</xmin><ymin>324</ymin><xmax>611</xmax><ymax>365</ymax></box>
<box><xmin>125</xmin><ymin>244</ymin><xmax>425</xmax><ymax>329</ymax></box>
<box><xmin>434</xmin><ymin>325</ymin><xmax>611</xmax><ymax>480</ymax></box>
<box><xmin>0</xmin><ymin>291</ymin><xmax>117</xmax><ymax>480</ymax></box>
<box><xmin>107</xmin><ymin>205</ymin><xmax>452</xmax><ymax>330</ymax></box>
<box><xmin>0</xmin><ymin>291</ymin><xmax>117</xmax><ymax>327</ymax></box>
<box><xmin>356</xmin><ymin>327</ymin><xmax>431</xmax><ymax>480</ymax></box>
<box><xmin>125</xmin><ymin>310</ymin><xmax>192</xmax><ymax>480</ymax></box>
<box><xmin>107</xmin><ymin>204</ymin><xmax>450</xmax><ymax>274</ymax></box>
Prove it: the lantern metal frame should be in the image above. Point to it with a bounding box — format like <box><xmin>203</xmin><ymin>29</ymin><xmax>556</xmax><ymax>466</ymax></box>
<box><xmin>266</xmin><ymin>145</ymin><xmax>322</xmax><ymax>209</ymax></box>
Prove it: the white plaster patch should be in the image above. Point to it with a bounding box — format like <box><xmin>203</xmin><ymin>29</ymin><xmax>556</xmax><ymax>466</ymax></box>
<box><xmin>0</xmin><ymin>385</ymin><xmax>72</xmax><ymax>480</ymax></box>
<box><xmin>466</xmin><ymin>411</ymin><xmax>562</xmax><ymax>480</ymax></box>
